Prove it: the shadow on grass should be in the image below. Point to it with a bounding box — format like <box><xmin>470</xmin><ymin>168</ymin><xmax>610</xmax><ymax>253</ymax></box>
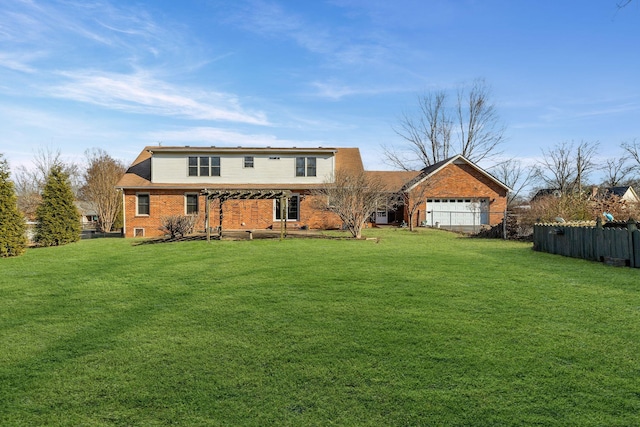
<box><xmin>132</xmin><ymin>230</ymin><xmax>370</xmax><ymax>245</ymax></box>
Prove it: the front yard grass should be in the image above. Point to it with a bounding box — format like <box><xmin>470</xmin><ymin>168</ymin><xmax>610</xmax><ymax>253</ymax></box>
<box><xmin>1</xmin><ymin>228</ymin><xmax>639</xmax><ymax>426</ymax></box>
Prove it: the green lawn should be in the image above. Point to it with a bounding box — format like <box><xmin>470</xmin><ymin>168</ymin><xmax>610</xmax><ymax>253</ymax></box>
<box><xmin>1</xmin><ymin>229</ymin><xmax>639</xmax><ymax>426</ymax></box>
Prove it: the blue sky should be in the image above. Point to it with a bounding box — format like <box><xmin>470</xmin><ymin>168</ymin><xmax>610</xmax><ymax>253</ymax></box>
<box><xmin>1</xmin><ymin>0</ymin><xmax>639</xmax><ymax>175</ymax></box>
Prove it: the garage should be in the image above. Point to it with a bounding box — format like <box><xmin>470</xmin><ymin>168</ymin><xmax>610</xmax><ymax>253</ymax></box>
<box><xmin>425</xmin><ymin>198</ymin><xmax>489</xmax><ymax>228</ymax></box>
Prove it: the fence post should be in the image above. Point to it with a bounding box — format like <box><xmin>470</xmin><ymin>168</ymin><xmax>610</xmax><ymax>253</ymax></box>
<box><xmin>628</xmin><ymin>219</ymin><xmax>637</xmax><ymax>268</ymax></box>
<box><xmin>595</xmin><ymin>217</ymin><xmax>603</xmax><ymax>262</ymax></box>
<box><xmin>503</xmin><ymin>208</ymin><xmax>507</xmax><ymax>240</ymax></box>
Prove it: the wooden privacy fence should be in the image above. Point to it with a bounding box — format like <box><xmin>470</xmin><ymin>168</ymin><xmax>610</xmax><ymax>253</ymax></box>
<box><xmin>533</xmin><ymin>220</ymin><xmax>640</xmax><ymax>268</ymax></box>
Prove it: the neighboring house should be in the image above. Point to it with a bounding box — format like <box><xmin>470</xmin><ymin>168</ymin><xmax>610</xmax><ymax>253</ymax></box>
<box><xmin>116</xmin><ymin>146</ymin><xmax>510</xmax><ymax>237</ymax></box>
<box><xmin>602</xmin><ymin>186</ymin><xmax>639</xmax><ymax>204</ymax></box>
<box><xmin>75</xmin><ymin>201</ymin><xmax>98</xmax><ymax>229</ymax></box>
<box><xmin>531</xmin><ymin>188</ymin><xmax>562</xmax><ymax>202</ymax></box>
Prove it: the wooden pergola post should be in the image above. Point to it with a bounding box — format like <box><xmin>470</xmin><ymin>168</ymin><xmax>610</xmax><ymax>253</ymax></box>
<box><xmin>205</xmin><ymin>191</ymin><xmax>211</xmax><ymax>243</ymax></box>
<box><xmin>280</xmin><ymin>195</ymin><xmax>286</xmax><ymax>240</ymax></box>
<box><xmin>219</xmin><ymin>197</ymin><xmax>225</xmax><ymax>239</ymax></box>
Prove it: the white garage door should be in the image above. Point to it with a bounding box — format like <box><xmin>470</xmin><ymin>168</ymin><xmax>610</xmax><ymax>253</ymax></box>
<box><xmin>425</xmin><ymin>198</ymin><xmax>489</xmax><ymax>227</ymax></box>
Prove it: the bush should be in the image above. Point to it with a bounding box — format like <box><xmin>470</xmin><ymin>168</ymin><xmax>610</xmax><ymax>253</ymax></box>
<box><xmin>34</xmin><ymin>165</ymin><xmax>81</xmax><ymax>246</ymax></box>
<box><xmin>160</xmin><ymin>215</ymin><xmax>196</xmax><ymax>238</ymax></box>
<box><xmin>0</xmin><ymin>155</ymin><xmax>27</xmax><ymax>257</ymax></box>
<box><xmin>521</xmin><ymin>193</ymin><xmax>640</xmax><ymax>227</ymax></box>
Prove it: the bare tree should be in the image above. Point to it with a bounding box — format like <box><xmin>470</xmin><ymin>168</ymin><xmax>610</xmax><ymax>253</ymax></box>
<box><xmin>81</xmin><ymin>148</ymin><xmax>127</xmax><ymax>232</ymax></box>
<box><xmin>400</xmin><ymin>173</ymin><xmax>442</xmax><ymax>231</ymax></box>
<box><xmin>312</xmin><ymin>169</ymin><xmax>393</xmax><ymax>238</ymax></box>
<box><xmin>490</xmin><ymin>159</ymin><xmax>534</xmax><ymax>207</ymax></box>
<box><xmin>621</xmin><ymin>138</ymin><xmax>640</xmax><ymax>173</ymax></box>
<box><xmin>385</xmin><ymin>79</ymin><xmax>505</xmax><ymax>170</ymax></box>
<box><xmin>600</xmin><ymin>157</ymin><xmax>634</xmax><ymax>187</ymax></box>
<box><xmin>385</xmin><ymin>91</ymin><xmax>452</xmax><ymax>170</ymax></box>
<box><xmin>13</xmin><ymin>147</ymin><xmax>82</xmax><ymax>220</ymax></box>
<box><xmin>536</xmin><ymin>140</ymin><xmax>599</xmax><ymax>194</ymax></box>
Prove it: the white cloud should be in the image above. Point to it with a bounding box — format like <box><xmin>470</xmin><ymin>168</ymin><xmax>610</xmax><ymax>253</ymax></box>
<box><xmin>228</xmin><ymin>0</ymin><xmax>395</xmax><ymax>67</ymax></box>
<box><xmin>48</xmin><ymin>70</ymin><xmax>269</xmax><ymax>125</ymax></box>
<box><xmin>310</xmin><ymin>80</ymin><xmax>408</xmax><ymax>100</ymax></box>
<box><xmin>146</xmin><ymin>126</ymin><xmax>323</xmax><ymax>147</ymax></box>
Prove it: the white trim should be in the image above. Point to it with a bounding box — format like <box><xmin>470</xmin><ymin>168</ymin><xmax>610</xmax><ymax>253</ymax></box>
<box><xmin>133</xmin><ymin>228</ymin><xmax>145</xmax><ymax>237</ymax></box>
<box><xmin>121</xmin><ymin>190</ymin><xmax>126</xmax><ymax>236</ymax></box>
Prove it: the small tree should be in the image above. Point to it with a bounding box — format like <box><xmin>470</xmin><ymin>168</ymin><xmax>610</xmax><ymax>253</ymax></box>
<box><xmin>312</xmin><ymin>169</ymin><xmax>392</xmax><ymax>238</ymax></box>
<box><xmin>81</xmin><ymin>148</ymin><xmax>127</xmax><ymax>232</ymax></box>
<box><xmin>160</xmin><ymin>215</ymin><xmax>196</xmax><ymax>238</ymax></box>
<box><xmin>401</xmin><ymin>174</ymin><xmax>440</xmax><ymax>231</ymax></box>
<box><xmin>0</xmin><ymin>154</ymin><xmax>27</xmax><ymax>257</ymax></box>
<box><xmin>35</xmin><ymin>165</ymin><xmax>81</xmax><ymax>246</ymax></box>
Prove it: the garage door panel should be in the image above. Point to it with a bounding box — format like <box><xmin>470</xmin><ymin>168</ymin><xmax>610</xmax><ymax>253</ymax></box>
<box><xmin>426</xmin><ymin>198</ymin><xmax>489</xmax><ymax>226</ymax></box>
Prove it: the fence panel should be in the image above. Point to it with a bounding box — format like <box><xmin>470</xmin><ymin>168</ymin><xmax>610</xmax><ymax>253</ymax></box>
<box><xmin>533</xmin><ymin>223</ymin><xmax>639</xmax><ymax>268</ymax></box>
<box><xmin>633</xmin><ymin>230</ymin><xmax>640</xmax><ymax>268</ymax></box>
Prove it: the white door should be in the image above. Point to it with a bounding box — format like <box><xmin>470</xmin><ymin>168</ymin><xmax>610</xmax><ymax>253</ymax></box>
<box><xmin>375</xmin><ymin>210</ymin><xmax>388</xmax><ymax>224</ymax></box>
<box><xmin>425</xmin><ymin>198</ymin><xmax>489</xmax><ymax>227</ymax></box>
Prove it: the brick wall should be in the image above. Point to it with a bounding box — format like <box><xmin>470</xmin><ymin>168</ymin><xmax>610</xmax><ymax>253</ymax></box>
<box><xmin>123</xmin><ymin>189</ymin><xmax>341</xmax><ymax>238</ymax></box>
<box><xmin>405</xmin><ymin>163</ymin><xmax>508</xmax><ymax>226</ymax></box>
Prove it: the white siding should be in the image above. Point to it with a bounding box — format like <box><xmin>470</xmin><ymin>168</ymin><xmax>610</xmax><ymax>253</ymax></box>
<box><xmin>151</xmin><ymin>153</ymin><xmax>335</xmax><ymax>184</ymax></box>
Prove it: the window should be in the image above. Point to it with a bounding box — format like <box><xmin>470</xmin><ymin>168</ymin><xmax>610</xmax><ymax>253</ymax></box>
<box><xmin>306</xmin><ymin>157</ymin><xmax>316</xmax><ymax>177</ymax></box>
<box><xmin>137</xmin><ymin>193</ymin><xmax>150</xmax><ymax>216</ymax></box>
<box><xmin>244</xmin><ymin>156</ymin><xmax>254</xmax><ymax>168</ymax></box>
<box><xmin>275</xmin><ymin>195</ymin><xmax>299</xmax><ymax>221</ymax></box>
<box><xmin>296</xmin><ymin>157</ymin><xmax>305</xmax><ymax>177</ymax></box>
<box><xmin>295</xmin><ymin>157</ymin><xmax>316</xmax><ymax>177</ymax></box>
<box><xmin>188</xmin><ymin>156</ymin><xmax>221</xmax><ymax>177</ymax></box>
<box><xmin>188</xmin><ymin>156</ymin><xmax>198</xmax><ymax>176</ymax></box>
<box><xmin>199</xmin><ymin>156</ymin><xmax>209</xmax><ymax>176</ymax></box>
<box><xmin>185</xmin><ymin>194</ymin><xmax>198</xmax><ymax>215</ymax></box>
<box><xmin>211</xmin><ymin>156</ymin><xmax>221</xmax><ymax>176</ymax></box>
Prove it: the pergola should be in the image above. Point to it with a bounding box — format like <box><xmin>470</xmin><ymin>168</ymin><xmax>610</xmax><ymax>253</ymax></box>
<box><xmin>201</xmin><ymin>189</ymin><xmax>292</xmax><ymax>241</ymax></box>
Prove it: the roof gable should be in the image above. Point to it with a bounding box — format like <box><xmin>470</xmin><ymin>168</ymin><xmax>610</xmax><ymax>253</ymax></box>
<box><xmin>402</xmin><ymin>155</ymin><xmax>511</xmax><ymax>193</ymax></box>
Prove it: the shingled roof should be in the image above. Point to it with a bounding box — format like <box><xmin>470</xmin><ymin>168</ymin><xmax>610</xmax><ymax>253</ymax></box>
<box><xmin>365</xmin><ymin>170</ymin><xmax>422</xmax><ymax>192</ymax></box>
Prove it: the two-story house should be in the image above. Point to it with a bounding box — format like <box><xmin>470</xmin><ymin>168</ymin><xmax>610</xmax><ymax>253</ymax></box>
<box><xmin>116</xmin><ymin>146</ymin><xmax>510</xmax><ymax>237</ymax></box>
<box><xmin>116</xmin><ymin>146</ymin><xmax>362</xmax><ymax>237</ymax></box>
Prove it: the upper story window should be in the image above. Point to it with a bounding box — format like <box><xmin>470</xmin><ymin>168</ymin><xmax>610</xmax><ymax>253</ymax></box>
<box><xmin>188</xmin><ymin>156</ymin><xmax>221</xmax><ymax>177</ymax></box>
<box><xmin>244</xmin><ymin>156</ymin><xmax>254</xmax><ymax>168</ymax></box>
<box><xmin>295</xmin><ymin>157</ymin><xmax>316</xmax><ymax>177</ymax></box>
<box><xmin>137</xmin><ymin>193</ymin><xmax>150</xmax><ymax>216</ymax></box>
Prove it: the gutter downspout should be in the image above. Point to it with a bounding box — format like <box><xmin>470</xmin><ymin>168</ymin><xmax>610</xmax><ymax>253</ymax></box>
<box><xmin>120</xmin><ymin>189</ymin><xmax>126</xmax><ymax>237</ymax></box>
